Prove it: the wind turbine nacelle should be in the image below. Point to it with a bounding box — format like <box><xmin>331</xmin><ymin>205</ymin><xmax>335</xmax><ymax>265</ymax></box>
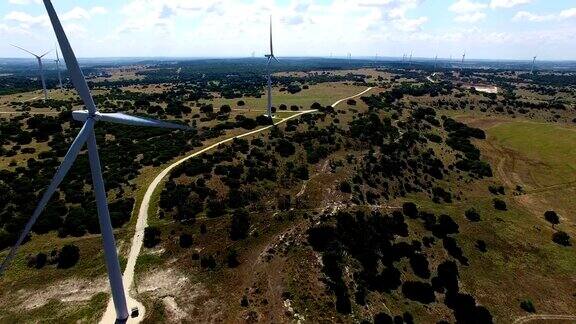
<box><xmin>72</xmin><ymin>110</ymin><xmax>96</xmax><ymax>122</ymax></box>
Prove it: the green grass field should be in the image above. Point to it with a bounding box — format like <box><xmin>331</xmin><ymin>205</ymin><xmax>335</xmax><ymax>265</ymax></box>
<box><xmin>487</xmin><ymin>121</ymin><xmax>576</xmax><ymax>187</ymax></box>
<box><xmin>202</xmin><ymin>82</ymin><xmax>368</xmax><ymax>110</ymax></box>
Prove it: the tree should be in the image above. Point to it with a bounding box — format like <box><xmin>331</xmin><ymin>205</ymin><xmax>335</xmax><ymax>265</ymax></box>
<box><xmin>237</xmin><ymin>100</ymin><xmax>245</xmax><ymax>106</ymax></box>
<box><xmin>552</xmin><ymin>231</ymin><xmax>571</xmax><ymax>246</ymax></box>
<box><xmin>200</xmin><ymin>104</ymin><xmax>214</xmax><ymax>114</ymax></box>
<box><xmin>465</xmin><ymin>208</ymin><xmax>481</xmax><ymax>222</ymax></box>
<box><xmin>520</xmin><ymin>300</ymin><xmax>536</xmax><ymax>313</ymax></box>
<box><xmin>230</xmin><ymin>209</ymin><xmax>250</xmax><ymax>240</ymax></box>
<box><xmin>339</xmin><ymin>181</ymin><xmax>352</xmax><ymax>193</ymax></box>
<box><xmin>200</xmin><ymin>254</ymin><xmax>217</xmax><ymax>269</ymax></box>
<box><xmin>544</xmin><ymin>210</ymin><xmax>559</xmax><ymax>226</ymax></box>
<box><xmin>226</xmin><ymin>248</ymin><xmax>240</xmax><ymax>267</ymax></box>
<box><xmin>275</xmin><ymin>139</ymin><xmax>296</xmax><ymax>157</ymax></box>
<box><xmin>402</xmin><ymin>202</ymin><xmax>418</xmax><ymax>218</ymax></box>
<box><xmin>219</xmin><ymin>104</ymin><xmax>231</xmax><ymax>114</ymax></box>
<box><xmin>179</xmin><ymin>233</ymin><xmax>193</xmax><ymax>248</ymax></box>
<box><xmin>143</xmin><ymin>226</ymin><xmax>161</xmax><ymax>248</ymax></box>
<box><xmin>493</xmin><ymin>198</ymin><xmax>507</xmax><ymax>211</ymax></box>
<box><xmin>57</xmin><ymin>244</ymin><xmax>80</xmax><ymax>269</ymax></box>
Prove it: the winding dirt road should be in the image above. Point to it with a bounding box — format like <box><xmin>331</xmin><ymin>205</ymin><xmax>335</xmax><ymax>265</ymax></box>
<box><xmin>512</xmin><ymin>314</ymin><xmax>576</xmax><ymax>324</ymax></box>
<box><xmin>100</xmin><ymin>87</ymin><xmax>374</xmax><ymax>323</ymax></box>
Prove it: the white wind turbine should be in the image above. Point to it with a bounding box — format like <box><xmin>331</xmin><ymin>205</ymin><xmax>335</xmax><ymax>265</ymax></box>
<box><xmin>530</xmin><ymin>55</ymin><xmax>537</xmax><ymax>74</ymax></box>
<box><xmin>0</xmin><ymin>0</ymin><xmax>190</xmax><ymax>321</ymax></box>
<box><xmin>264</xmin><ymin>15</ymin><xmax>279</xmax><ymax>118</ymax></box>
<box><xmin>12</xmin><ymin>44</ymin><xmax>51</xmax><ymax>100</ymax></box>
<box><xmin>55</xmin><ymin>44</ymin><xmax>63</xmax><ymax>89</ymax></box>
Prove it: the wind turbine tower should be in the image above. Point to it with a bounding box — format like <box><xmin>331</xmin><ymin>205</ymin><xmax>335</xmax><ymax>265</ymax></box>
<box><xmin>460</xmin><ymin>52</ymin><xmax>466</xmax><ymax>73</ymax></box>
<box><xmin>12</xmin><ymin>44</ymin><xmax>50</xmax><ymax>100</ymax></box>
<box><xmin>55</xmin><ymin>45</ymin><xmax>63</xmax><ymax>90</ymax></box>
<box><xmin>531</xmin><ymin>55</ymin><xmax>537</xmax><ymax>74</ymax></box>
<box><xmin>433</xmin><ymin>54</ymin><xmax>438</xmax><ymax>72</ymax></box>
<box><xmin>0</xmin><ymin>0</ymin><xmax>190</xmax><ymax>321</ymax></box>
<box><xmin>264</xmin><ymin>15</ymin><xmax>279</xmax><ymax>118</ymax></box>
<box><xmin>408</xmin><ymin>51</ymin><xmax>413</xmax><ymax>67</ymax></box>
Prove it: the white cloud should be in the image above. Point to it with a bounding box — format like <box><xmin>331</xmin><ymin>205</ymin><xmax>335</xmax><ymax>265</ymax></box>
<box><xmin>512</xmin><ymin>11</ymin><xmax>554</xmax><ymax>22</ymax></box>
<box><xmin>449</xmin><ymin>0</ymin><xmax>487</xmax><ymax>14</ymax></box>
<box><xmin>8</xmin><ymin>0</ymin><xmax>41</xmax><ymax>5</ymax></box>
<box><xmin>490</xmin><ymin>0</ymin><xmax>531</xmax><ymax>9</ymax></box>
<box><xmin>449</xmin><ymin>0</ymin><xmax>488</xmax><ymax>23</ymax></box>
<box><xmin>4</xmin><ymin>11</ymin><xmax>48</xmax><ymax>28</ymax></box>
<box><xmin>513</xmin><ymin>7</ymin><xmax>576</xmax><ymax>22</ymax></box>
<box><xmin>455</xmin><ymin>12</ymin><xmax>486</xmax><ymax>23</ymax></box>
<box><xmin>62</xmin><ymin>6</ymin><xmax>108</xmax><ymax>21</ymax></box>
<box><xmin>559</xmin><ymin>8</ymin><xmax>576</xmax><ymax>19</ymax></box>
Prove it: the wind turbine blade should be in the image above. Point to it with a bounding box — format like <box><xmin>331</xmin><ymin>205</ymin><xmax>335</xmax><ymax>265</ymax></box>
<box><xmin>0</xmin><ymin>119</ymin><xmax>93</xmax><ymax>275</ymax></box>
<box><xmin>98</xmin><ymin>112</ymin><xmax>190</xmax><ymax>130</ymax></box>
<box><xmin>39</xmin><ymin>50</ymin><xmax>52</xmax><ymax>58</ymax></box>
<box><xmin>44</xmin><ymin>0</ymin><xmax>97</xmax><ymax>115</ymax></box>
<box><xmin>269</xmin><ymin>16</ymin><xmax>273</xmax><ymax>56</ymax></box>
<box><xmin>11</xmin><ymin>44</ymin><xmax>38</xmax><ymax>57</ymax></box>
<box><xmin>273</xmin><ymin>56</ymin><xmax>279</xmax><ymax>63</ymax></box>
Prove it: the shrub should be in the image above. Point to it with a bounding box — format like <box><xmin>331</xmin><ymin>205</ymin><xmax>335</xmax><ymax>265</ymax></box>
<box><xmin>476</xmin><ymin>240</ymin><xmax>487</xmax><ymax>252</ymax></box>
<box><xmin>465</xmin><ymin>208</ymin><xmax>481</xmax><ymax>222</ymax></box>
<box><xmin>552</xmin><ymin>231</ymin><xmax>571</xmax><ymax>246</ymax></box>
<box><xmin>544</xmin><ymin>210</ymin><xmax>559</xmax><ymax>225</ymax></box>
<box><xmin>219</xmin><ymin>105</ymin><xmax>231</xmax><ymax>114</ymax></box>
<box><xmin>30</xmin><ymin>252</ymin><xmax>47</xmax><ymax>269</ymax></box>
<box><xmin>230</xmin><ymin>209</ymin><xmax>250</xmax><ymax>240</ymax></box>
<box><xmin>200</xmin><ymin>255</ymin><xmax>217</xmax><ymax>269</ymax></box>
<box><xmin>401</xmin><ymin>281</ymin><xmax>436</xmax><ymax>304</ymax></box>
<box><xmin>226</xmin><ymin>249</ymin><xmax>240</xmax><ymax>268</ymax></box>
<box><xmin>237</xmin><ymin>100</ymin><xmax>245</xmax><ymax>106</ymax></box>
<box><xmin>179</xmin><ymin>233</ymin><xmax>193</xmax><ymax>248</ymax></box>
<box><xmin>339</xmin><ymin>181</ymin><xmax>352</xmax><ymax>193</ymax></box>
<box><xmin>57</xmin><ymin>244</ymin><xmax>80</xmax><ymax>269</ymax></box>
<box><xmin>520</xmin><ymin>300</ymin><xmax>536</xmax><ymax>313</ymax></box>
<box><xmin>402</xmin><ymin>202</ymin><xmax>418</xmax><ymax>218</ymax></box>
<box><xmin>374</xmin><ymin>313</ymin><xmax>393</xmax><ymax>324</ymax></box>
<box><xmin>493</xmin><ymin>198</ymin><xmax>507</xmax><ymax>211</ymax></box>
<box><xmin>143</xmin><ymin>226</ymin><xmax>161</xmax><ymax>248</ymax></box>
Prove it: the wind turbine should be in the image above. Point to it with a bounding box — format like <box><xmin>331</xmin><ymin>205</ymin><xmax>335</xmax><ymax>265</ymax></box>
<box><xmin>530</xmin><ymin>55</ymin><xmax>537</xmax><ymax>74</ymax></box>
<box><xmin>264</xmin><ymin>15</ymin><xmax>279</xmax><ymax>118</ymax></box>
<box><xmin>12</xmin><ymin>44</ymin><xmax>51</xmax><ymax>100</ymax></box>
<box><xmin>0</xmin><ymin>0</ymin><xmax>190</xmax><ymax>321</ymax></box>
<box><xmin>433</xmin><ymin>54</ymin><xmax>438</xmax><ymax>72</ymax></box>
<box><xmin>408</xmin><ymin>51</ymin><xmax>413</xmax><ymax>67</ymax></box>
<box><xmin>460</xmin><ymin>51</ymin><xmax>466</xmax><ymax>73</ymax></box>
<box><xmin>55</xmin><ymin>44</ymin><xmax>63</xmax><ymax>90</ymax></box>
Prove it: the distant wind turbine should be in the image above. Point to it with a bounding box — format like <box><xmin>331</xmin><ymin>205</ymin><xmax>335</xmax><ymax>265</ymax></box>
<box><xmin>11</xmin><ymin>44</ymin><xmax>51</xmax><ymax>100</ymax></box>
<box><xmin>433</xmin><ymin>54</ymin><xmax>438</xmax><ymax>71</ymax></box>
<box><xmin>55</xmin><ymin>44</ymin><xmax>63</xmax><ymax>90</ymax></box>
<box><xmin>264</xmin><ymin>15</ymin><xmax>279</xmax><ymax>118</ymax></box>
<box><xmin>531</xmin><ymin>55</ymin><xmax>537</xmax><ymax>74</ymax></box>
<box><xmin>461</xmin><ymin>51</ymin><xmax>466</xmax><ymax>73</ymax></box>
<box><xmin>409</xmin><ymin>51</ymin><xmax>413</xmax><ymax>67</ymax></box>
<box><xmin>0</xmin><ymin>0</ymin><xmax>190</xmax><ymax>321</ymax></box>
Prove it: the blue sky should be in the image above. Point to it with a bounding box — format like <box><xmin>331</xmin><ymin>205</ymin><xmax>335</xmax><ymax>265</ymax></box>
<box><xmin>1</xmin><ymin>0</ymin><xmax>575</xmax><ymax>60</ymax></box>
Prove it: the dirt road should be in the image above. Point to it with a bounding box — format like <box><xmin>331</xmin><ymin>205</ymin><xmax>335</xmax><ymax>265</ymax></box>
<box><xmin>100</xmin><ymin>87</ymin><xmax>374</xmax><ymax>323</ymax></box>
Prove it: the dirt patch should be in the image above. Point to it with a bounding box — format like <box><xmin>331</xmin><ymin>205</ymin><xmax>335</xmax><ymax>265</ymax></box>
<box><xmin>455</xmin><ymin>116</ymin><xmax>510</xmax><ymax>130</ymax></box>
<box><xmin>16</xmin><ymin>276</ymin><xmax>108</xmax><ymax>310</ymax></box>
<box><xmin>161</xmin><ymin>296</ymin><xmax>186</xmax><ymax>321</ymax></box>
<box><xmin>138</xmin><ymin>268</ymin><xmax>189</xmax><ymax>297</ymax></box>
